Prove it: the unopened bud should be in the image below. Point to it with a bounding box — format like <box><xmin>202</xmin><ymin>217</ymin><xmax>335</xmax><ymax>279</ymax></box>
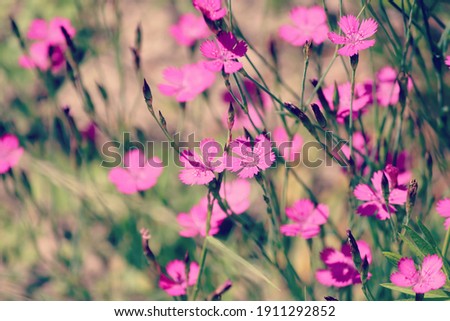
<box><xmin>311</xmin><ymin>103</ymin><xmax>327</xmax><ymax>128</ymax></box>
<box><xmin>140</xmin><ymin>228</ymin><xmax>160</xmax><ymax>274</ymax></box>
<box><xmin>143</xmin><ymin>79</ymin><xmax>153</xmax><ymax>108</ymax></box>
<box><xmin>66</xmin><ymin>61</ymin><xmax>76</xmax><ymax>83</ymax></box>
<box><xmin>385</xmin><ymin>164</ymin><xmax>399</xmax><ymax>188</ymax></box>
<box><xmin>311</xmin><ymin>79</ymin><xmax>333</xmax><ymax>115</ymax></box>
<box><xmin>269</xmin><ymin>37</ymin><xmax>278</xmax><ymax>66</ymax></box>
<box><xmin>228</xmin><ymin>102</ymin><xmax>235</xmax><ymax>131</ymax></box>
<box><xmin>159</xmin><ymin>111</ymin><xmax>167</xmax><ymax>130</ymax></box>
<box><xmin>10</xmin><ymin>16</ymin><xmax>25</xmax><ymax>49</ymax></box>
<box><xmin>406</xmin><ymin>179</ymin><xmax>418</xmax><ymax>216</ymax></box>
<box><xmin>60</xmin><ymin>26</ymin><xmax>77</xmax><ymax>60</ymax></box>
<box><xmin>303</xmin><ymin>40</ymin><xmax>312</xmax><ymax>58</ymax></box>
<box><xmin>135</xmin><ymin>23</ymin><xmax>142</xmax><ymax>52</ymax></box>
<box><xmin>361</xmin><ymin>255</ymin><xmax>369</xmax><ymax>283</ymax></box>
<box><xmin>209</xmin><ymin>280</ymin><xmax>233</xmax><ymax>301</ymax></box>
<box><xmin>381</xmin><ymin>172</ymin><xmax>390</xmax><ymax>201</ymax></box>
<box><xmin>350</xmin><ymin>53</ymin><xmax>359</xmax><ymax>70</ymax></box>
<box><xmin>283</xmin><ymin>102</ymin><xmax>316</xmax><ymax>136</ymax></box>
<box><xmin>346</xmin><ymin>230</ymin><xmax>362</xmax><ymax>270</ymax></box>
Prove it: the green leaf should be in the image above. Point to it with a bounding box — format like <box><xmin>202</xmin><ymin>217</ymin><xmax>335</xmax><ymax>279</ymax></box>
<box><xmin>417</xmin><ymin>221</ymin><xmax>438</xmax><ymax>248</ymax></box>
<box><xmin>380</xmin><ymin>283</ymin><xmax>450</xmax><ymax>300</ymax></box>
<box><xmin>404</xmin><ymin>226</ymin><xmax>435</xmax><ymax>256</ymax></box>
<box><xmin>399</xmin><ymin>234</ymin><xmax>424</xmax><ymax>258</ymax></box>
<box><xmin>382</xmin><ymin>251</ymin><xmax>402</xmax><ymax>266</ymax></box>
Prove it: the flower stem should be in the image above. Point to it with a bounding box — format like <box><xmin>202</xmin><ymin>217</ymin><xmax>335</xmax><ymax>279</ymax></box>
<box><xmin>442</xmin><ymin>227</ymin><xmax>450</xmax><ymax>258</ymax></box>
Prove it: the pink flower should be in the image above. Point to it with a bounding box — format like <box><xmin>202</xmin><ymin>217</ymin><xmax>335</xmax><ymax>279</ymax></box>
<box><xmin>217</xmin><ymin>179</ymin><xmax>252</xmax><ymax>215</ymax></box>
<box><xmin>272</xmin><ymin>127</ymin><xmax>303</xmax><ymax>162</ymax></box>
<box><xmin>279</xmin><ymin>6</ymin><xmax>329</xmax><ymax>46</ymax></box>
<box><xmin>341</xmin><ymin>132</ymin><xmax>368</xmax><ymax>170</ymax></box>
<box><xmin>227</xmin><ymin>134</ymin><xmax>275</xmax><ymax>178</ymax></box>
<box><xmin>376</xmin><ymin>66</ymin><xmax>413</xmax><ymax>107</ymax></box>
<box><xmin>179</xmin><ymin>138</ymin><xmax>225</xmax><ymax>185</ymax></box>
<box><xmin>222</xmin><ymin>79</ymin><xmax>271</xmax><ymax>109</ymax></box>
<box><xmin>193</xmin><ymin>0</ymin><xmax>227</xmax><ymax>21</ymax></box>
<box><xmin>316</xmin><ymin>240</ymin><xmax>372</xmax><ymax>288</ymax></box>
<box><xmin>436</xmin><ymin>198</ymin><xmax>450</xmax><ymax>230</ymax></box>
<box><xmin>390</xmin><ymin>255</ymin><xmax>446</xmax><ymax>294</ymax></box>
<box><xmin>445</xmin><ymin>56</ymin><xmax>450</xmax><ymax>69</ymax></box>
<box><xmin>27</xmin><ymin>17</ymin><xmax>76</xmax><ymax>44</ymax></box>
<box><xmin>354</xmin><ymin>168</ymin><xmax>407</xmax><ymax>220</ymax></box>
<box><xmin>108</xmin><ymin>149</ymin><xmax>163</xmax><ymax>194</ymax></box>
<box><xmin>169</xmin><ymin>13</ymin><xmax>210</xmax><ymax>46</ymax></box>
<box><xmin>385</xmin><ymin>150</ymin><xmax>412</xmax><ymax>186</ymax></box>
<box><xmin>200</xmin><ymin>32</ymin><xmax>247</xmax><ymax>74</ymax></box>
<box><xmin>0</xmin><ymin>134</ymin><xmax>24</xmax><ymax>174</ymax></box>
<box><xmin>159</xmin><ymin>260</ymin><xmax>199</xmax><ymax>296</ymax></box>
<box><xmin>158</xmin><ymin>62</ymin><xmax>216</xmax><ymax>102</ymax></box>
<box><xmin>328</xmin><ymin>15</ymin><xmax>378</xmax><ymax>56</ymax></box>
<box><xmin>280</xmin><ymin>199</ymin><xmax>329</xmax><ymax>239</ymax></box>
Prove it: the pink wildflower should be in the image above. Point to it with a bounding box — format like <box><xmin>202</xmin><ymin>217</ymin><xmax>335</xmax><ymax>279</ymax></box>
<box><xmin>272</xmin><ymin>127</ymin><xmax>303</xmax><ymax>162</ymax></box>
<box><xmin>436</xmin><ymin>198</ymin><xmax>450</xmax><ymax>230</ymax></box>
<box><xmin>385</xmin><ymin>150</ymin><xmax>412</xmax><ymax>186</ymax></box>
<box><xmin>279</xmin><ymin>6</ymin><xmax>329</xmax><ymax>46</ymax></box>
<box><xmin>158</xmin><ymin>62</ymin><xmax>215</xmax><ymax>102</ymax></box>
<box><xmin>217</xmin><ymin>179</ymin><xmax>251</xmax><ymax>215</ymax></box>
<box><xmin>328</xmin><ymin>15</ymin><xmax>378</xmax><ymax>56</ymax></box>
<box><xmin>316</xmin><ymin>240</ymin><xmax>372</xmax><ymax>287</ymax></box>
<box><xmin>159</xmin><ymin>260</ymin><xmax>199</xmax><ymax>296</ymax></box>
<box><xmin>280</xmin><ymin>199</ymin><xmax>329</xmax><ymax>239</ymax></box>
<box><xmin>341</xmin><ymin>132</ymin><xmax>368</xmax><ymax>170</ymax></box>
<box><xmin>445</xmin><ymin>56</ymin><xmax>450</xmax><ymax>69</ymax></box>
<box><xmin>354</xmin><ymin>168</ymin><xmax>407</xmax><ymax>220</ymax></box>
<box><xmin>376</xmin><ymin>66</ymin><xmax>413</xmax><ymax>107</ymax></box>
<box><xmin>108</xmin><ymin>149</ymin><xmax>163</xmax><ymax>194</ymax></box>
<box><xmin>0</xmin><ymin>134</ymin><xmax>24</xmax><ymax>174</ymax></box>
<box><xmin>169</xmin><ymin>13</ymin><xmax>210</xmax><ymax>46</ymax></box>
<box><xmin>222</xmin><ymin>79</ymin><xmax>271</xmax><ymax>109</ymax></box>
<box><xmin>193</xmin><ymin>0</ymin><xmax>227</xmax><ymax>21</ymax></box>
<box><xmin>390</xmin><ymin>255</ymin><xmax>446</xmax><ymax>294</ymax></box>
<box><xmin>200</xmin><ymin>32</ymin><xmax>247</xmax><ymax>74</ymax></box>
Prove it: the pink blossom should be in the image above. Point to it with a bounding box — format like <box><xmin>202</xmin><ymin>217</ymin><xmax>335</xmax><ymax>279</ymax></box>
<box><xmin>200</xmin><ymin>32</ymin><xmax>247</xmax><ymax>74</ymax></box>
<box><xmin>179</xmin><ymin>138</ymin><xmax>225</xmax><ymax>185</ymax></box>
<box><xmin>354</xmin><ymin>168</ymin><xmax>407</xmax><ymax>220</ymax></box>
<box><xmin>272</xmin><ymin>127</ymin><xmax>303</xmax><ymax>162</ymax></box>
<box><xmin>193</xmin><ymin>0</ymin><xmax>227</xmax><ymax>21</ymax></box>
<box><xmin>316</xmin><ymin>240</ymin><xmax>372</xmax><ymax>288</ymax></box>
<box><xmin>340</xmin><ymin>132</ymin><xmax>368</xmax><ymax>170</ymax></box>
<box><xmin>280</xmin><ymin>199</ymin><xmax>329</xmax><ymax>239</ymax></box>
<box><xmin>328</xmin><ymin>15</ymin><xmax>378</xmax><ymax>56</ymax></box>
<box><xmin>385</xmin><ymin>150</ymin><xmax>412</xmax><ymax>186</ymax></box>
<box><xmin>159</xmin><ymin>260</ymin><xmax>199</xmax><ymax>296</ymax></box>
<box><xmin>390</xmin><ymin>255</ymin><xmax>446</xmax><ymax>294</ymax></box>
<box><xmin>217</xmin><ymin>179</ymin><xmax>251</xmax><ymax>215</ymax></box>
<box><xmin>227</xmin><ymin>134</ymin><xmax>275</xmax><ymax>178</ymax></box>
<box><xmin>279</xmin><ymin>6</ymin><xmax>329</xmax><ymax>46</ymax></box>
<box><xmin>0</xmin><ymin>134</ymin><xmax>24</xmax><ymax>174</ymax></box>
<box><xmin>108</xmin><ymin>149</ymin><xmax>163</xmax><ymax>194</ymax></box>
<box><xmin>445</xmin><ymin>56</ymin><xmax>450</xmax><ymax>69</ymax></box>
<box><xmin>158</xmin><ymin>62</ymin><xmax>216</xmax><ymax>102</ymax></box>
<box><xmin>169</xmin><ymin>13</ymin><xmax>210</xmax><ymax>46</ymax></box>
<box><xmin>222</xmin><ymin>79</ymin><xmax>271</xmax><ymax>109</ymax></box>
<box><xmin>376</xmin><ymin>66</ymin><xmax>413</xmax><ymax>107</ymax></box>
<box><xmin>436</xmin><ymin>198</ymin><xmax>450</xmax><ymax>230</ymax></box>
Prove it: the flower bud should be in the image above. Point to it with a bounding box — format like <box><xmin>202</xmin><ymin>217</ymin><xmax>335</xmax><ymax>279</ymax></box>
<box><xmin>227</xmin><ymin>102</ymin><xmax>235</xmax><ymax>131</ymax></box>
<box><xmin>385</xmin><ymin>164</ymin><xmax>399</xmax><ymax>188</ymax></box>
<box><xmin>140</xmin><ymin>228</ymin><xmax>160</xmax><ymax>274</ymax></box>
<box><xmin>406</xmin><ymin>179</ymin><xmax>418</xmax><ymax>216</ymax></box>
<box><xmin>283</xmin><ymin>102</ymin><xmax>316</xmax><ymax>136</ymax></box>
<box><xmin>311</xmin><ymin>79</ymin><xmax>332</xmax><ymax>115</ymax></box>
<box><xmin>381</xmin><ymin>172</ymin><xmax>390</xmax><ymax>201</ymax></box>
<box><xmin>143</xmin><ymin>79</ymin><xmax>153</xmax><ymax>109</ymax></box>
<box><xmin>350</xmin><ymin>53</ymin><xmax>359</xmax><ymax>70</ymax></box>
<box><xmin>159</xmin><ymin>111</ymin><xmax>167</xmax><ymax>131</ymax></box>
<box><xmin>311</xmin><ymin>103</ymin><xmax>327</xmax><ymax>128</ymax></box>
<box><xmin>346</xmin><ymin>230</ymin><xmax>362</xmax><ymax>270</ymax></box>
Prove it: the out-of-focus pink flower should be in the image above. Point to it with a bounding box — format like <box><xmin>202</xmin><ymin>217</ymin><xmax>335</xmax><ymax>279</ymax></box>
<box><xmin>217</xmin><ymin>179</ymin><xmax>251</xmax><ymax>215</ymax></box>
<box><xmin>193</xmin><ymin>0</ymin><xmax>227</xmax><ymax>21</ymax></box>
<box><xmin>436</xmin><ymin>198</ymin><xmax>450</xmax><ymax>230</ymax></box>
<box><xmin>385</xmin><ymin>150</ymin><xmax>412</xmax><ymax>186</ymax></box>
<box><xmin>390</xmin><ymin>255</ymin><xmax>446</xmax><ymax>294</ymax></box>
<box><xmin>272</xmin><ymin>127</ymin><xmax>303</xmax><ymax>162</ymax></box>
<box><xmin>179</xmin><ymin>138</ymin><xmax>225</xmax><ymax>185</ymax></box>
<box><xmin>0</xmin><ymin>134</ymin><xmax>24</xmax><ymax>174</ymax></box>
<box><xmin>169</xmin><ymin>13</ymin><xmax>210</xmax><ymax>46</ymax></box>
<box><xmin>354</xmin><ymin>168</ymin><xmax>407</xmax><ymax>220</ymax></box>
<box><xmin>316</xmin><ymin>240</ymin><xmax>372</xmax><ymax>288</ymax></box>
<box><xmin>340</xmin><ymin>132</ymin><xmax>368</xmax><ymax>170</ymax></box>
<box><xmin>376</xmin><ymin>66</ymin><xmax>413</xmax><ymax>107</ymax></box>
<box><xmin>279</xmin><ymin>6</ymin><xmax>329</xmax><ymax>46</ymax></box>
<box><xmin>26</xmin><ymin>17</ymin><xmax>76</xmax><ymax>44</ymax></box>
<box><xmin>158</xmin><ymin>62</ymin><xmax>216</xmax><ymax>102</ymax></box>
<box><xmin>81</xmin><ymin>122</ymin><xmax>97</xmax><ymax>142</ymax></box>
<box><xmin>227</xmin><ymin>134</ymin><xmax>275</xmax><ymax>178</ymax></box>
<box><xmin>159</xmin><ymin>260</ymin><xmax>199</xmax><ymax>296</ymax></box>
<box><xmin>200</xmin><ymin>32</ymin><xmax>247</xmax><ymax>74</ymax></box>
<box><xmin>328</xmin><ymin>15</ymin><xmax>378</xmax><ymax>56</ymax></box>
<box><xmin>222</xmin><ymin>79</ymin><xmax>271</xmax><ymax>109</ymax></box>
<box><xmin>445</xmin><ymin>56</ymin><xmax>450</xmax><ymax>69</ymax></box>
<box><xmin>108</xmin><ymin>149</ymin><xmax>163</xmax><ymax>194</ymax></box>
<box><xmin>280</xmin><ymin>199</ymin><xmax>329</xmax><ymax>239</ymax></box>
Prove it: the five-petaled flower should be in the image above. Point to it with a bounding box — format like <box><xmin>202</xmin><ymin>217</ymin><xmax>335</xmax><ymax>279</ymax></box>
<box><xmin>328</xmin><ymin>15</ymin><xmax>378</xmax><ymax>56</ymax></box>
<box><xmin>376</xmin><ymin>66</ymin><xmax>413</xmax><ymax>107</ymax></box>
<box><xmin>390</xmin><ymin>254</ymin><xmax>446</xmax><ymax>294</ymax></box>
<box><xmin>193</xmin><ymin>0</ymin><xmax>227</xmax><ymax>21</ymax></box>
<box><xmin>280</xmin><ymin>199</ymin><xmax>329</xmax><ymax>239</ymax></box>
<box><xmin>436</xmin><ymin>198</ymin><xmax>450</xmax><ymax>230</ymax></box>
<box><xmin>0</xmin><ymin>134</ymin><xmax>24</xmax><ymax>174</ymax></box>
<box><xmin>169</xmin><ymin>13</ymin><xmax>210</xmax><ymax>47</ymax></box>
<box><xmin>159</xmin><ymin>260</ymin><xmax>199</xmax><ymax>296</ymax></box>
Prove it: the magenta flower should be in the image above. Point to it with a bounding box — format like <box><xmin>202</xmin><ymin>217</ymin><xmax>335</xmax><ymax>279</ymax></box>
<box><xmin>0</xmin><ymin>134</ymin><xmax>24</xmax><ymax>174</ymax></box>
<box><xmin>280</xmin><ymin>199</ymin><xmax>329</xmax><ymax>239</ymax></box>
<box><xmin>200</xmin><ymin>32</ymin><xmax>248</xmax><ymax>74</ymax></box>
<box><xmin>436</xmin><ymin>198</ymin><xmax>450</xmax><ymax>230</ymax></box>
<box><xmin>354</xmin><ymin>168</ymin><xmax>407</xmax><ymax>220</ymax></box>
<box><xmin>227</xmin><ymin>134</ymin><xmax>275</xmax><ymax>179</ymax></box>
<box><xmin>179</xmin><ymin>138</ymin><xmax>225</xmax><ymax>185</ymax></box>
<box><xmin>384</xmin><ymin>151</ymin><xmax>412</xmax><ymax>186</ymax></box>
<box><xmin>159</xmin><ymin>260</ymin><xmax>199</xmax><ymax>296</ymax></box>
<box><xmin>279</xmin><ymin>6</ymin><xmax>329</xmax><ymax>46</ymax></box>
<box><xmin>390</xmin><ymin>255</ymin><xmax>446</xmax><ymax>294</ymax></box>
<box><xmin>328</xmin><ymin>15</ymin><xmax>378</xmax><ymax>56</ymax></box>
<box><xmin>340</xmin><ymin>132</ymin><xmax>368</xmax><ymax>170</ymax></box>
<box><xmin>222</xmin><ymin>79</ymin><xmax>272</xmax><ymax>109</ymax></box>
<box><xmin>217</xmin><ymin>179</ymin><xmax>252</xmax><ymax>215</ymax></box>
<box><xmin>26</xmin><ymin>17</ymin><xmax>76</xmax><ymax>44</ymax></box>
<box><xmin>376</xmin><ymin>66</ymin><xmax>413</xmax><ymax>107</ymax></box>
<box><xmin>193</xmin><ymin>0</ymin><xmax>227</xmax><ymax>21</ymax></box>
<box><xmin>316</xmin><ymin>240</ymin><xmax>372</xmax><ymax>288</ymax></box>
<box><xmin>445</xmin><ymin>56</ymin><xmax>450</xmax><ymax>69</ymax></box>
<box><xmin>108</xmin><ymin>149</ymin><xmax>163</xmax><ymax>194</ymax></box>
<box><xmin>158</xmin><ymin>62</ymin><xmax>215</xmax><ymax>102</ymax></box>
<box><xmin>272</xmin><ymin>127</ymin><xmax>303</xmax><ymax>162</ymax></box>
<box><xmin>169</xmin><ymin>13</ymin><xmax>210</xmax><ymax>46</ymax></box>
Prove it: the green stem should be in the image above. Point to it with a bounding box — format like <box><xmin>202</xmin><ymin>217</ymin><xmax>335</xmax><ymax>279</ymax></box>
<box><xmin>442</xmin><ymin>227</ymin><xmax>450</xmax><ymax>257</ymax></box>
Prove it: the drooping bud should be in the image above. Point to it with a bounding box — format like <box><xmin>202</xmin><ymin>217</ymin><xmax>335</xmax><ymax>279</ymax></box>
<box><xmin>346</xmin><ymin>230</ymin><xmax>362</xmax><ymax>270</ymax></box>
<box><xmin>140</xmin><ymin>228</ymin><xmax>160</xmax><ymax>274</ymax></box>
<box><xmin>143</xmin><ymin>79</ymin><xmax>153</xmax><ymax>110</ymax></box>
<box><xmin>209</xmin><ymin>280</ymin><xmax>233</xmax><ymax>301</ymax></box>
<box><xmin>385</xmin><ymin>164</ymin><xmax>399</xmax><ymax>188</ymax></box>
<box><xmin>350</xmin><ymin>53</ymin><xmax>359</xmax><ymax>70</ymax></box>
<box><xmin>311</xmin><ymin>103</ymin><xmax>327</xmax><ymax>128</ymax></box>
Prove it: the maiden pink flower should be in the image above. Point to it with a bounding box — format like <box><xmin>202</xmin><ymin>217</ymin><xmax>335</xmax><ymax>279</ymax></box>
<box><xmin>280</xmin><ymin>199</ymin><xmax>329</xmax><ymax>239</ymax></box>
<box><xmin>436</xmin><ymin>198</ymin><xmax>450</xmax><ymax>230</ymax></box>
<box><xmin>316</xmin><ymin>240</ymin><xmax>372</xmax><ymax>287</ymax></box>
<box><xmin>272</xmin><ymin>127</ymin><xmax>303</xmax><ymax>162</ymax></box>
<box><xmin>169</xmin><ymin>13</ymin><xmax>210</xmax><ymax>46</ymax></box>
<box><xmin>445</xmin><ymin>56</ymin><xmax>450</xmax><ymax>69</ymax></box>
<box><xmin>340</xmin><ymin>132</ymin><xmax>368</xmax><ymax>170</ymax></box>
<box><xmin>279</xmin><ymin>6</ymin><xmax>329</xmax><ymax>46</ymax></box>
<box><xmin>328</xmin><ymin>15</ymin><xmax>378</xmax><ymax>56</ymax></box>
<box><xmin>376</xmin><ymin>66</ymin><xmax>413</xmax><ymax>107</ymax></box>
<box><xmin>390</xmin><ymin>255</ymin><xmax>446</xmax><ymax>294</ymax></box>
<box><xmin>200</xmin><ymin>32</ymin><xmax>247</xmax><ymax>74</ymax></box>
<box><xmin>0</xmin><ymin>134</ymin><xmax>24</xmax><ymax>174</ymax></box>
<box><xmin>108</xmin><ymin>149</ymin><xmax>163</xmax><ymax>194</ymax></box>
<box><xmin>354</xmin><ymin>168</ymin><xmax>407</xmax><ymax>220</ymax></box>
<box><xmin>385</xmin><ymin>150</ymin><xmax>412</xmax><ymax>186</ymax></box>
<box><xmin>217</xmin><ymin>179</ymin><xmax>251</xmax><ymax>215</ymax></box>
<box><xmin>159</xmin><ymin>260</ymin><xmax>199</xmax><ymax>296</ymax></box>
<box><xmin>193</xmin><ymin>0</ymin><xmax>227</xmax><ymax>21</ymax></box>
<box><xmin>158</xmin><ymin>62</ymin><xmax>215</xmax><ymax>102</ymax></box>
